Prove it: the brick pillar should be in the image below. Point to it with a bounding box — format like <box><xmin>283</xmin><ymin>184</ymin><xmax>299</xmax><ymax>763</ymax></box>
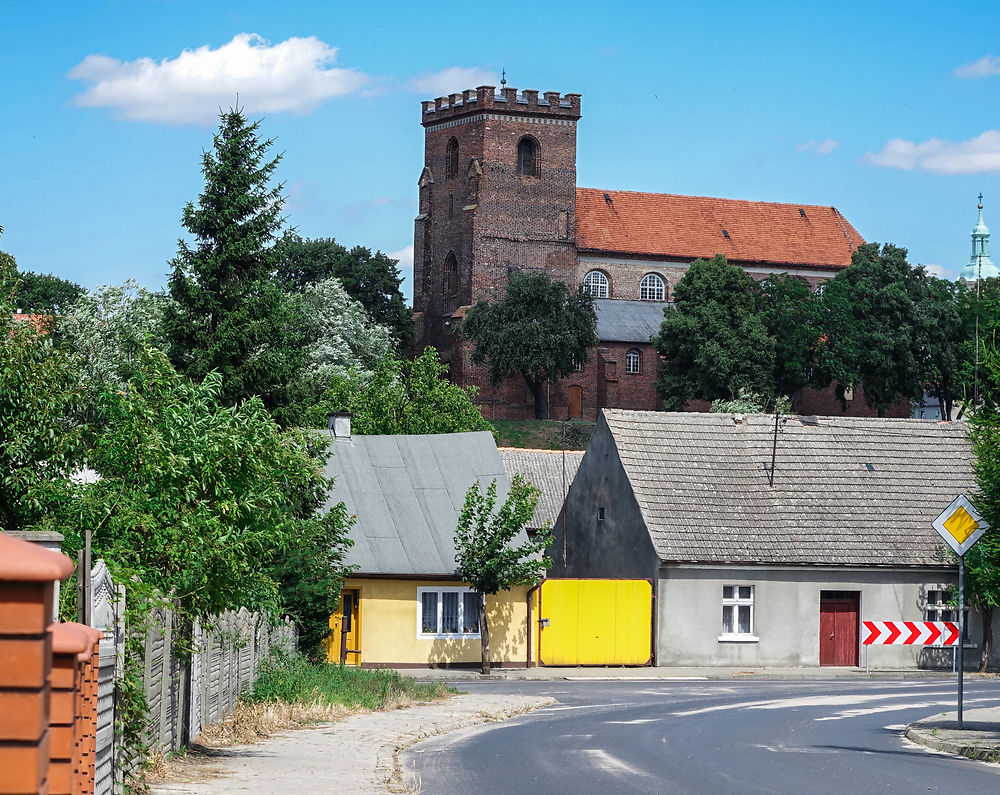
<box><xmin>70</xmin><ymin>627</ymin><xmax>101</xmax><ymax>795</ymax></box>
<box><xmin>47</xmin><ymin>624</ymin><xmax>88</xmax><ymax>795</ymax></box>
<box><xmin>0</xmin><ymin>533</ymin><xmax>74</xmax><ymax>795</ymax></box>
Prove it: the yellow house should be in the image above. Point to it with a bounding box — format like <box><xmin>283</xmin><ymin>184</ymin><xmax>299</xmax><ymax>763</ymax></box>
<box><xmin>321</xmin><ymin>421</ymin><xmax>531</xmax><ymax>668</ymax></box>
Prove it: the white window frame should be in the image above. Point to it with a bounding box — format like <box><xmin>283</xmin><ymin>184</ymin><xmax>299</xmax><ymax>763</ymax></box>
<box><xmin>625</xmin><ymin>348</ymin><xmax>641</xmax><ymax>374</ymax></box>
<box><xmin>417</xmin><ymin>586</ymin><xmax>481</xmax><ymax>639</ymax></box>
<box><xmin>640</xmin><ymin>273</ymin><xmax>666</xmax><ymax>301</ymax></box>
<box><xmin>583</xmin><ymin>270</ymin><xmax>610</xmax><ymax>298</ymax></box>
<box><xmin>719</xmin><ymin>584</ymin><xmax>758</xmax><ymax>642</ymax></box>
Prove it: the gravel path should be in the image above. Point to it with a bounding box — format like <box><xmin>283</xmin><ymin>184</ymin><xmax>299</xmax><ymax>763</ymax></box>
<box><xmin>149</xmin><ymin>693</ymin><xmax>553</xmax><ymax>794</ymax></box>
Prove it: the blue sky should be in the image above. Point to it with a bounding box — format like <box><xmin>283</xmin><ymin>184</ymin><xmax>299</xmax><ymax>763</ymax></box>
<box><xmin>2</xmin><ymin>0</ymin><xmax>999</xmax><ymax>303</ymax></box>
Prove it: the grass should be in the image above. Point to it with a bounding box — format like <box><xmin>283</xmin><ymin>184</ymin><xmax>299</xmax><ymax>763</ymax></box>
<box><xmin>246</xmin><ymin>652</ymin><xmax>456</xmax><ymax>712</ymax></box>
<box><xmin>491</xmin><ymin>419</ymin><xmax>594</xmax><ymax>450</ymax></box>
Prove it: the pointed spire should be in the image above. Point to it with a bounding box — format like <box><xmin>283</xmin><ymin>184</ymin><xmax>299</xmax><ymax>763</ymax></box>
<box><xmin>959</xmin><ymin>194</ymin><xmax>998</xmax><ymax>282</ymax></box>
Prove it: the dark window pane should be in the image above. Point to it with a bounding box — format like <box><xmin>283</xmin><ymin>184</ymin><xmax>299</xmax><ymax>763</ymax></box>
<box><xmin>738</xmin><ymin>605</ymin><xmax>751</xmax><ymax>634</ymax></box>
<box><xmin>442</xmin><ymin>592</ymin><xmax>459</xmax><ymax>633</ymax></box>
<box><xmin>518</xmin><ymin>139</ymin><xmax>535</xmax><ymax>175</ymax></box>
<box><xmin>722</xmin><ymin>605</ymin><xmax>734</xmax><ymax>633</ymax></box>
<box><xmin>463</xmin><ymin>593</ymin><xmax>480</xmax><ymax>633</ymax></box>
<box><xmin>421</xmin><ymin>593</ymin><xmax>437</xmax><ymax>633</ymax></box>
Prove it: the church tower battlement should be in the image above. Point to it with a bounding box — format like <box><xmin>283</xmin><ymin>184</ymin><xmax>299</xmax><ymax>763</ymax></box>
<box><xmin>413</xmin><ymin>84</ymin><xmax>582</xmax><ymax>376</ymax></box>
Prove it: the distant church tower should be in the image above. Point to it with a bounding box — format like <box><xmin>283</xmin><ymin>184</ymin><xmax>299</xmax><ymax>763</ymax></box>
<box><xmin>412</xmin><ymin>84</ymin><xmax>581</xmax><ymax>384</ymax></box>
<box><xmin>958</xmin><ymin>194</ymin><xmax>999</xmax><ymax>284</ymax></box>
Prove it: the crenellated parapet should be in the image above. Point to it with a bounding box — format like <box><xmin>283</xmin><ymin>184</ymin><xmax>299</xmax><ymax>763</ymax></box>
<box><xmin>421</xmin><ymin>85</ymin><xmax>581</xmax><ymax>127</ymax></box>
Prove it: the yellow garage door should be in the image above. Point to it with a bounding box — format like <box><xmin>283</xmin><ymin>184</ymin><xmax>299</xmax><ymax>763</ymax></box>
<box><xmin>537</xmin><ymin>579</ymin><xmax>652</xmax><ymax>666</ymax></box>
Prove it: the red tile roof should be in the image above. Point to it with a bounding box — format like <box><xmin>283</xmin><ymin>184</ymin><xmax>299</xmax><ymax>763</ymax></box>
<box><xmin>576</xmin><ymin>189</ymin><xmax>864</xmax><ymax>269</ymax></box>
<box><xmin>11</xmin><ymin>314</ymin><xmax>54</xmax><ymax>335</ymax></box>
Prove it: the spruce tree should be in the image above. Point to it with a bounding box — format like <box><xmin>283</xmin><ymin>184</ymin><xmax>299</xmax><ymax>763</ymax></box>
<box><xmin>164</xmin><ymin>108</ymin><xmax>302</xmax><ymax>409</ymax></box>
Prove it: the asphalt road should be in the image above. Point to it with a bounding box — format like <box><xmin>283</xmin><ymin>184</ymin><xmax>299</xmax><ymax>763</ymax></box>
<box><xmin>403</xmin><ymin>679</ymin><xmax>1000</xmax><ymax>794</ymax></box>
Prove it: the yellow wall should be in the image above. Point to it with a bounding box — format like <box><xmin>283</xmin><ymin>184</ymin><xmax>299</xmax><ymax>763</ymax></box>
<box><xmin>329</xmin><ymin>578</ymin><xmax>530</xmax><ymax>666</ymax></box>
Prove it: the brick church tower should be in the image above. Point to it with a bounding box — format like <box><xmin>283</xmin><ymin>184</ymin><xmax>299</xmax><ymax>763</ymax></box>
<box><xmin>413</xmin><ymin>85</ymin><xmax>581</xmax><ymax>409</ymax></box>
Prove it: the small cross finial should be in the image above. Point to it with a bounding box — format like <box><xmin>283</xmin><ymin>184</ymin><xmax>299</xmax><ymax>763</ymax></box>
<box><xmin>500</xmin><ymin>69</ymin><xmax>507</xmax><ymax>87</ymax></box>
<box><xmin>978</xmin><ymin>192</ymin><xmax>984</xmax><ymax>209</ymax></box>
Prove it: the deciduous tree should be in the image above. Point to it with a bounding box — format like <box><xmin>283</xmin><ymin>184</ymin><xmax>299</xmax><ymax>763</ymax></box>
<box><xmin>454</xmin><ymin>475</ymin><xmax>552</xmax><ymax>674</ymax></box>
<box><xmin>279</xmin><ymin>236</ymin><xmax>414</xmax><ymax>351</ymax></box>
<box><xmin>812</xmin><ymin>243</ymin><xmax>929</xmax><ymax>416</ymax></box>
<box><xmin>653</xmin><ymin>255</ymin><xmax>775</xmax><ymax>410</ymax></box>
<box><xmin>463</xmin><ymin>271</ymin><xmax>597</xmax><ymax>419</ymax></box>
<box><xmin>307</xmin><ymin>347</ymin><xmax>492</xmax><ymax>436</ymax></box>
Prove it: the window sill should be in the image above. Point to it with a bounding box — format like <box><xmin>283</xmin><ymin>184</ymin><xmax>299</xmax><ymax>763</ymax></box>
<box><xmin>718</xmin><ymin>634</ymin><xmax>759</xmax><ymax>644</ymax></box>
<box><xmin>418</xmin><ymin>633</ymin><xmax>481</xmax><ymax>640</ymax></box>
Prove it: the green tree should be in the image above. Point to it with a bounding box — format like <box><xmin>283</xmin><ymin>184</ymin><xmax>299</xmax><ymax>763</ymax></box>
<box><xmin>755</xmin><ymin>273</ymin><xmax>820</xmax><ymax>404</ymax></box>
<box><xmin>812</xmin><ymin>243</ymin><xmax>930</xmax><ymax>416</ymax></box>
<box><xmin>653</xmin><ymin>255</ymin><xmax>775</xmax><ymax>410</ymax></box>
<box><xmin>463</xmin><ymin>271</ymin><xmax>598</xmax><ymax>419</ymax></box>
<box><xmin>306</xmin><ymin>347</ymin><xmax>492</xmax><ymax>435</ymax></box>
<box><xmin>921</xmin><ymin>276</ymin><xmax>975</xmax><ymax>420</ymax></box>
<box><xmin>15</xmin><ymin>271</ymin><xmax>84</xmax><ymax>314</ymax></box>
<box><xmin>57</xmin><ymin>281</ymin><xmax>170</xmax><ymax>415</ymax></box>
<box><xmin>279</xmin><ymin>236</ymin><xmax>415</xmax><ymax>351</ymax></box>
<box><xmin>0</xmin><ymin>261</ymin><xmax>85</xmax><ymax>531</ymax></box>
<box><xmin>164</xmin><ymin>108</ymin><xmax>303</xmax><ymax>410</ymax></box>
<box><xmin>966</xmin><ymin>340</ymin><xmax>1000</xmax><ymax>670</ymax></box>
<box><xmin>454</xmin><ymin>475</ymin><xmax>552</xmax><ymax>674</ymax></box>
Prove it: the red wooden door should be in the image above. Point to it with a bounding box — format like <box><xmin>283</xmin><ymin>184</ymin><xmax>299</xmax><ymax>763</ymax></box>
<box><xmin>819</xmin><ymin>591</ymin><xmax>859</xmax><ymax>666</ymax></box>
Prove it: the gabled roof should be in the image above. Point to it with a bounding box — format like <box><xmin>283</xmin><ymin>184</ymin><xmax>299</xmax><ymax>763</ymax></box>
<box><xmin>322</xmin><ymin>431</ymin><xmax>522</xmax><ymax>576</ymax></box>
<box><xmin>601</xmin><ymin>410</ymin><xmax>973</xmax><ymax>568</ymax></box>
<box><xmin>499</xmin><ymin>448</ymin><xmax>584</xmax><ymax>529</ymax></box>
<box><xmin>576</xmin><ymin>189</ymin><xmax>864</xmax><ymax>269</ymax></box>
<box><xmin>594</xmin><ymin>299</ymin><xmax>669</xmax><ymax>343</ymax></box>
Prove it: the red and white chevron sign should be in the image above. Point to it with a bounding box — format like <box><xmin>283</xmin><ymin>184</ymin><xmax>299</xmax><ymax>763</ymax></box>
<box><xmin>862</xmin><ymin>620</ymin><xmax>960</xmax><ymax>646</ymax></box>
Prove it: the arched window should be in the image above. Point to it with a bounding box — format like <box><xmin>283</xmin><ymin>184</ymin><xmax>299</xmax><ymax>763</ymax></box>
<box><xmin>445</xmin><ymin>137</ymin><xmax>459</xmax><ymax>179</ymax></box>
<box><xmin>583</xmin><ymin>270</ymin><xmax>610</xmax><ymax>298</ymax></box>
<box><xmin>443</xmin><ymin>252</ymin><xmax>458</xmax><ymax>295</ymax></box>
<box><xmin>626</xmin><ymin>348</ymin><xmax>641</xmax><ymax>374</ymax></box>
<box><xmin>517</xmin><ymin>137</ymin><xmax>538</xmax><ymax>177</ymax></box>
<box><xmin>640</xmin><ymin>273</ymin><xmax>666</xmax><ymax>301</ymax></box>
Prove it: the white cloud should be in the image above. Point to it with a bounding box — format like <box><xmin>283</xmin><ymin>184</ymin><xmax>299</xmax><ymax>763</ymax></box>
<box><xmin>69</xmin><ymin>33</ymin><xmax>370</xmax><ymax>125</ymax></box>
<box><xmin>407</xmin><ymin>66</ymin><xmax>496</xmax><ymax>96</ymax></box>
<box><xmin>796</xmin><ymin>138</ymin><xmax>840</xmax><ymax>156</ymax></box>
<box><xmin>955</xmin><ymin>55</ymin><xmax>1000</xmax><ymax>79</ymax></box>
<box><xmin>923</xmin><ymin>263</ymin><xmax>952</xmax><ymax>279</ymax></box>
<box><xmin>864</xmin><ymin>130</ymin><xmax>1000</xmax><ymax>174</ymax></box>
<box><xmin>390</xmin><ymin>245</ymin><xmax>413</xmax><ymax>271</ymax></box>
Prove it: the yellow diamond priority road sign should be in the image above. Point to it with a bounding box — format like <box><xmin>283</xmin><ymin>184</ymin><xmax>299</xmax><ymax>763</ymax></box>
<box><xmin>932</xmin><ymin>494</ymin><xmax>990</xmax><ymax>557</ymax></box>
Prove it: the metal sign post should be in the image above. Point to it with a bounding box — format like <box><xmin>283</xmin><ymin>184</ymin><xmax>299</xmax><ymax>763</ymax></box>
<box><xmin>931</xmin><ymin>494</ymin><xmax>989</xmax><ymax>730</ymax></box>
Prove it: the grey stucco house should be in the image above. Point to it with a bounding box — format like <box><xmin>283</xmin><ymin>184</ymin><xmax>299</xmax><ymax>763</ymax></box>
<box><xmin>551</xmin><ymin>409</ymin><xmax>997</xmax><ymax>669</ymax></box>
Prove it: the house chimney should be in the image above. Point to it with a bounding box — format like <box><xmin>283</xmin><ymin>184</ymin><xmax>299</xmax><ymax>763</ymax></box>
<box><xmin>328</xmin><ymin>411</ymin><xmax>352</xmax><ymax>440</ymax></box>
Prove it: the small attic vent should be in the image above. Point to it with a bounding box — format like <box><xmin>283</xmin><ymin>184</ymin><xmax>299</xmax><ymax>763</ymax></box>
<box><xmin>799</xmin><ymin>415</ymin><xmax>819</xmax><ymax>426</ymax></box>
<box><xmin>799</xmin><ymin>208</ymin><xmax>806</xmax><ymax>218</ymax></box>
<box><xmin>722</xmin><ymin>229</ymin><xmax>730</xmax><ymax>239</ymax></box>
<box><xmin>603</xmin><ymin>192</ymin><xmax>613</xmax><ymax>205</ymax></box>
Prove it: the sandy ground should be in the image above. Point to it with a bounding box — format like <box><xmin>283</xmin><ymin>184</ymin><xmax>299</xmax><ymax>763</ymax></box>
<box><xmin>147</xmin><ymin>693</ymin><xmax>553</xmax><ymax>794</ymax></box>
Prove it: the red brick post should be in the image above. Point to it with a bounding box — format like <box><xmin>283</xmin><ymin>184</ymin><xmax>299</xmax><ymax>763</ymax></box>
<box><xmin>0</xmin><ymin>533</ymin><xmax>74</xmax><ymax>795</ymax></box>
<box><xmin>69</xmin><ymin>627</ymin><xmax>101</xmax><ymax>795</ymax></box>
<box><xmin>47</xmin><ymin>625</ymin><xmax>89</xmax><ymax>795</ymax></box>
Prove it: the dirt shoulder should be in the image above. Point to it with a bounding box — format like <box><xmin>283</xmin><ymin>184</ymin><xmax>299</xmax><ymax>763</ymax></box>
<box><xmin>148</xmin><ymin>693</ymin><xmax>553</xmax><ymax>794</ymax></box>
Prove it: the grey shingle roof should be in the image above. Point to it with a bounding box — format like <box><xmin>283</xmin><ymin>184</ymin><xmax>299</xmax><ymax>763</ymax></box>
<box><xmin>602</xmin><ymin>410</ymin><xmax>975</xmax><ymax>567</ymax></box>
<box><xmin>499</xmin><ymin>448</ymin><xmax>584</xmax><ymax>529</ymax></box>
<box><xmin>594</xmin><ymin>299</ymin><xmax>671</xmax><ymax>343</ymax></box>
<box><xmin>321</xmin><ymin>431</ymin><xmax>522</xmax><ymax>576</ymax></box>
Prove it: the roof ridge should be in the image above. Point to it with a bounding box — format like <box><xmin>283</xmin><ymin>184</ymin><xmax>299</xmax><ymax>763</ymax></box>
<box><xmin>577</xmin><ymin>186</ymin><xmax>841</xmax><ymax>212</ymax></box>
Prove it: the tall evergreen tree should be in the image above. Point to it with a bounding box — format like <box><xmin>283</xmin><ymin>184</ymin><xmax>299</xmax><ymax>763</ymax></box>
<box><xmin>164</xmin><ymin>108</ymin><xmax>302</xmax><ymax>409</ymax></box>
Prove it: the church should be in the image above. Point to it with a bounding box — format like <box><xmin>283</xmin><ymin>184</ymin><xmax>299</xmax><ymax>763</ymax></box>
<box><xmin>411</xmin><ymin>84</ymin><xmax>880</xmax><ymax>420</ymax></box>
